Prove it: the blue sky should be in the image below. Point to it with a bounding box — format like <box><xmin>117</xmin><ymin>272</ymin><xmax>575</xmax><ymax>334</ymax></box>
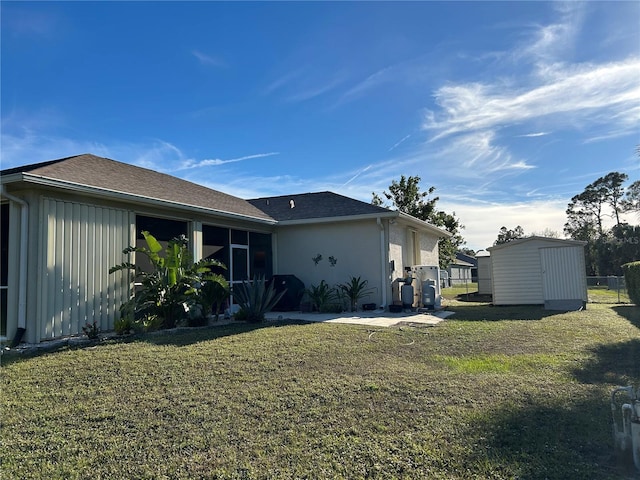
<box><xmin>2</xmin><ymin>1</ymin><xmax>639</xmax><ymax>250</ymax></box>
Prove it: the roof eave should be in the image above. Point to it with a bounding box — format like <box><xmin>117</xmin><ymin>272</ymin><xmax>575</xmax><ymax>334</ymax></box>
<box><xmin>397</xmin><ymin>211</ymin><xmax>452</xmax><ymax>238</ymax></box>
<box><xmin>276</xmin><ymin>211</ymin><xmax>397</xmax><ymax>226</ymax></box>
<box><xmin>487</xmin><ymin>236</ymin><xmax>587</xmax><ymax>251</ymax></box>
<box><xmin>7</xmin><ymin>173</ymin><xmax>277</xmax><ymax>225</ymax></box>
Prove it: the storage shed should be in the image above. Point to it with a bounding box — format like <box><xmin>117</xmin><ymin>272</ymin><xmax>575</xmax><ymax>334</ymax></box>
<box><xmin>475</xmin><ymin>250</ymin><xmax>492</xmax><ymax>295</ymax></box>
<box><xmin>487</xmin><ymin>237</ymin><xmax>587</xmax><ymax>310</ymax></box>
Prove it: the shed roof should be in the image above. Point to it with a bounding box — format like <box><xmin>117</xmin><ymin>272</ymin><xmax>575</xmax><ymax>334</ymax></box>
<box><xmin>487</xmin><ymin>236</ymin><xmax>587</xmax><ymax>252</ymax></box>
<box><xmin>1</xmin><ymin>154</ymin><xmax>276</xmax><ymax>222</ymax></box>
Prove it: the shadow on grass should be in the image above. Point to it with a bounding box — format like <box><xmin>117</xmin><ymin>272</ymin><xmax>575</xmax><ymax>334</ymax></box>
<box><xmin>572</xmin><ymin>338</ymin><xmax>640</xmax><ymax>386</ymax></box>
<box><xmin>612</xmin><ymin>305</ymin><xmax>640</xmax><ymax>329</ymax></box>
<box><xmin>446</xmin><ymin>304</ymin><xmax>561</xmax><ymax>322</ymax></box>
<box><xmin>135</xmin><ymin>318</ymin><xmax>313</xmax><ymax>348</ymax></box>
<box><xmin>462</xmin><ymin>392</ymin><xmax>634</xmax><ymax>479</ymax></box>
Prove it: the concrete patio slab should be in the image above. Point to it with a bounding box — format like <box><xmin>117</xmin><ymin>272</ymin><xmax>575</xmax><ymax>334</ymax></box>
<box><xmin>265</xmin><ymin>309</ymin><xmax>454</xmax><ymax>327</ymax></box>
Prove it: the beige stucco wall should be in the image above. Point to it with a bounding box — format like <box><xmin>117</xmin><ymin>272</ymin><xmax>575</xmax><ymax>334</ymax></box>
<box><xmin>388</xmin><ymin>221</ymin><xmax>440</xmax><ymax>279</ymax></box>
<box><xmin>275</xmin><ymin>220</ymin><xmax>386</xmax><ymax>307</ymax></box>
<box><xmin>419</xmin><ymin>231</ymin><xmax>439</xmax><ymax>266</ymax></box>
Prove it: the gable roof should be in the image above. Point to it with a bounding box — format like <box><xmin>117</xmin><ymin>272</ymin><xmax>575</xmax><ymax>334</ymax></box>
<box><xmin>1</xmin><ymin>154</ymin><xmax>275</xmax><ymax>223</ymax></box>
<box><xmin>249</xmin><ymin>191</ymin><xmax>452</xmax><ymax>238</ymax></box>
<box><xmin>248</xmin><ymin>191</ymin><xmax>391</xmax><ymax>221</ymax></box>
<box><xmin>487</xmin><ymin>236</ymin><xmax>587</xmax><ymax>252</ymax></box>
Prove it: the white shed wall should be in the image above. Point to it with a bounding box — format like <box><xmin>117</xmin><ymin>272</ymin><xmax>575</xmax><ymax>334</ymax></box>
<box><xmin>490</xmin><ymin>239</ymin><xmax>547</xmax><ymax>305</ymax></box>
<box><xmin>489</xmin><ymin>238</ymin><xmax>587</xmax><ymax>307</ymax></box>
<box><xmin>540</xmin><ymin>246</ymin><xmax>587</xmax><ymax>309</ymax></box>
<box><xmin>476</xmin><ymin>256</ymin><xmax>492</xmax><ymax>295</ymax></box>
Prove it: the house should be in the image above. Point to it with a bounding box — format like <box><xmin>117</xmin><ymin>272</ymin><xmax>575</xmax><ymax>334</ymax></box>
<box><xmin>446</xmin><ymin>252</ymin><xmax>477</xmax><ymax>286</ymax></box>
<box><xmin>487</xmin><ymin>236</ymin><xmax>588</xmax><ymax>310</ymax></box>
<box><xmin>1</xmin><ymin>154</ymin><xmax>451</xmax><ymax>343</ymax></box>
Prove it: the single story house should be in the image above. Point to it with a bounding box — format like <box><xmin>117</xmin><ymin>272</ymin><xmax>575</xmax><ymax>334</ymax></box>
<box><xmin>487</xmin><ymin>236</ymin><xmax>588</xmax><ymax>310</ymax></box>
<box><xmin>1</xmin><ymin>154</ymin><xmax>451</xmax><ymax>343</ymax></box>
<box><xmin>446</xmin><ymin>252</ymin><xmax>477</xmax><ymax>286</ymax></box>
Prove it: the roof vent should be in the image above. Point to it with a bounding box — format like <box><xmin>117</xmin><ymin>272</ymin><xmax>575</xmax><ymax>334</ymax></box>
<box><xmin>289</xmin><ymin>199</ymin><xmax>295</xmax><ymax>209</ymax></box>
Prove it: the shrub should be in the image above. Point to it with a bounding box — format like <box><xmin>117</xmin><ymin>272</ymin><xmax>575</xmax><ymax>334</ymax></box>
<box><xmin>338</xmin><ymin>276</ymin><xmax>374</xmax><ymax>312</ymax></box>
<box><xmin>110</xmin><ymin>231</ymin><xmax>227</xmax><ymax>330</ymax></box>
<box><xmin>622</xmin><ymin>261</ymin><xmax>640</xmax><ymax>305</ymax></box>
<box><xmin>306</xmin><ymin>280</ymin><xmax>338</xmax><ymax>312</ymax></box>
<box><xmin>233</xmin><ymin>276</ymin><xmax>286</xmax><ymax>323</ymax></box>
<box><xmin>114</xmin><ymin>316</ymin><xmax>135</xmax><ymax>335</ymax></box>
<box><xmin>82</xmin><ymin>320</ymin><xmax>100</xmax><ymax>340</ymax></box>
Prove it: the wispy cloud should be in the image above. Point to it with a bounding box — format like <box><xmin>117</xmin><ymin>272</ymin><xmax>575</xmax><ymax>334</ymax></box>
<box><xmin>517</xmin><ymin>132</ymin><xmax>549</xmax><ymax>138</ymax></box>
<box><xmin>265</xmin><ymin>68</ymin><xmax>346</xmax><ymax>103</ymax></box>
<box><xmin>424</xmin><ymin>58</ymin><xmax>640</xmax><ymax>141</ymax></box>
<box><xmin>192</xmin><ymin>50</ymin><xmax>226</xmax><ymax>68</ymax></box>
<box><xmin>179</xmin><ymin>152</ymin><xmax>280</xmax><ymax>169</ymax></box>
<box><xmin>342</xmin><ymin>165</ymin><xmax>372</xmax><ymax>187</ymax></box>
<box><xmin>388</xmin><ymin>134</ymin><xmax>411</xmax><ymax>152</ymax></box>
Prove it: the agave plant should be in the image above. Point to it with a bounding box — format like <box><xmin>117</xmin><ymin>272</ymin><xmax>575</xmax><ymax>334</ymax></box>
<box><xmin>338</xmin><ymin>276</ymin><xmax>374</xmax><ymax>312</ymax></box>
<box><xmin>233</xmin><ymin>276</ymin><xmax>286</xmax><ymax>323</ymax></box>
<box><xmin>110</xmin><ymin>231</ymin><xmax>227</xmax><ymax>329</ymax></box>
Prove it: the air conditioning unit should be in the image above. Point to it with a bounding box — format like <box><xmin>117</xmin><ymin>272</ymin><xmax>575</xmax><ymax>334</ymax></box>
<box><xmin>412</xmin><ymin>265</ymin><xmax>442</xmax><ymax>309</ymax></box>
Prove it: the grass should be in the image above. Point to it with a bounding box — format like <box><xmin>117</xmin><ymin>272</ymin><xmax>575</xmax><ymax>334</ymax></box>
<box><xmin>443</xmin><ymin>282</ymin><xmax>631</xmax><ymax>304</ymax></box>
<box><xmin>2</xmin><ymin>303</ymin><xmax>640</xmax><ymax>479</ymax></box>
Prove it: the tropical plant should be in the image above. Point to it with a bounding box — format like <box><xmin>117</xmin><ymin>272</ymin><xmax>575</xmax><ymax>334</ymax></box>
<box><xmin>200</xmin><ymin>279</ymin><xmax>230</xmax><ymax>321</ymax></box>
<box><xmin>110</xmin><ymin>231</ymin><xmax>227</xmax><ymax>329</ymax></box>
<box><xmin>338</xmin><ymin>276</ymin><xmax>374</xmax><ymax>312</ymax></box>
<box><xmin>82</xmin><ymin>320</ymin><xmax>100</xmax><ymax>340</ymax></box>
<box><xmin>233</xmin><ymin>276</ymin><xmax>286</xmax><ymax>323</ymax></box>
<box><xmin>306</xmin><ymin>280</ymin><xmax>339</xmax><ymax>312</ymax></box>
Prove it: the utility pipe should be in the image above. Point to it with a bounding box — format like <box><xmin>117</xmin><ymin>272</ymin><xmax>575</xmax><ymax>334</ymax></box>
<box><xmin>377</xmin><ymin>217</ymin><xmax>387</xmax><ymax>308</ymax></box>
<box><xmin>0</xmin><ymin>186</ymin><xmax>28</xmax><ymax>330</ymax></box>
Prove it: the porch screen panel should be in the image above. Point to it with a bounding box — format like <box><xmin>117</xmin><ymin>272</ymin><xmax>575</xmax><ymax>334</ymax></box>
<box><xmin>41</xmin><ymin>198</ymin><xmax>130</xmax><ymax>340</ymax></box>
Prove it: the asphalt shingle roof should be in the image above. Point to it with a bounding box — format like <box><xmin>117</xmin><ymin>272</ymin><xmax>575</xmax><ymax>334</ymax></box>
<box><xmin>248</xmin><ymin>192</ymin><xmax>391</xmax><ymax>221</ymax></box>
<box><xmin>2</xmin><ymin>154</ymin><xmax>275</xmax><ymax>221</ymax></box>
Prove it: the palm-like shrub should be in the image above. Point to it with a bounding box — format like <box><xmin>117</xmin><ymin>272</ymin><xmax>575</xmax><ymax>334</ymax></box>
<box><xmin>110</xmin><ymin>231</ymin><xmax>227</xmax><ymax>329</ymax></box>
<box><xmin>306</xmin><ymin>281</ymin><xmax>339</xmax><ymax>312</ymax></box>
<box><xmin>338</xmin><ymin>276</ymin><xmax>374</xmax><ymax>312</ymax></box>
<box><xmin>233</xmin><ymin>276</ymin><xmax>286</xmax><ymax>323</ymax></box>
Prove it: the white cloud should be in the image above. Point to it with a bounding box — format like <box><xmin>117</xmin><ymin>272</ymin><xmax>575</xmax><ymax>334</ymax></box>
<box><xmin>180</xmin><ymin>152</ymin><xmax>280</xmax><ymax>169</ymax></box>
<box><xmin>439</xmin><ymin>198</ymin><xmax>569</xmax><ymax>251</ymax></box>
<box><xmin>424</xmin><ymin>58</ymin><xmax>640</xmax><ymax>141</ymax></box>
<box><xmin>191</xmin><ymin>50</ymin><xmax>226</xmax><ymax>68</ymax></box>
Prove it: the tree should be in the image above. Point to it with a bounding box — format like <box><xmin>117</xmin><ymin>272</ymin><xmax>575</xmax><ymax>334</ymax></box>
<box><xmin>493</xmin><ymin>226</ymin><xmax>525</xmax><ymax>246</ymax></box>
<box><xmin>565</xmin><ymin>170</ymin><xmax>638</xmax><ymax>275</ymax></box>
<box><xmin>372</xmin><ymin>175</ymin><xmax>465</xmax><ymax>269</ymax></box>
<box><xmin>621</xmin><ymin>180</ymin><xmax>640</xmax><ymax>215</ymax></box>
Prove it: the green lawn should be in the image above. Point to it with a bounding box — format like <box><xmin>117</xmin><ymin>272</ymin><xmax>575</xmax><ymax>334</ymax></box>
<box><xmin>2</xmin><ymin>303</ymin><xmax>639</xmax><ymax>479</ymax></box>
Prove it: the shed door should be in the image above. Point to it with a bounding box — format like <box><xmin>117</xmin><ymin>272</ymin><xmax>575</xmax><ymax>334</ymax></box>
<box><xmin>540</xmin><ymin>247</ymin><xmax>586</xmax><ymax>310</ymax></box>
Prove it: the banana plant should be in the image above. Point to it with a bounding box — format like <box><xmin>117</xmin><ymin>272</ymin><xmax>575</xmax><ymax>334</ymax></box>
<box><xmin>110</xmin><ymin>231</ymin><xmax>227</xmax><ymax>329</ymax></box>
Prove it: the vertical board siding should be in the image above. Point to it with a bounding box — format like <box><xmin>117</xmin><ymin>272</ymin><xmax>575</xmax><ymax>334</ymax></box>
<box><xmin>41</xmin><ymin>198</ymin><xmax>130</xmax><ymax>340</ymax></box>
<box><xmin>540</xmin><ymin>247</ymin><xmax>587</xmax><ymax>302</ymax></box>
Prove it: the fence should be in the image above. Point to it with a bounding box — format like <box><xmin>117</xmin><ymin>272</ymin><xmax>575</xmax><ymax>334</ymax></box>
<box><xmin>587</xmin><ymin>276</ymin><xmax>629</xmax><ymax>304</ymax></box>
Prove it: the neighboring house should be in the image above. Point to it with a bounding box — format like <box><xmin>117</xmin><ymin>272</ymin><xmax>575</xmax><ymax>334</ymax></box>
<box><xmin>1</xmin><ymin>154</ymin><xmax>451</xmax><ymax>343</ymax></box>
<box><xmin>446</xmin><ymin>252</ymin><xmax>477</xmax><ymax>286</ymax></box>
<box><xmin>487</xmin><ymin>236</ymin><xmax>588</xmax><ymax>310</ymax></box>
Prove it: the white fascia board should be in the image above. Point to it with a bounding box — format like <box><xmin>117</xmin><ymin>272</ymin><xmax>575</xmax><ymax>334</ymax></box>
<box><xmin>11</xmin><ymin>174</ymin><xmax>278</xmax><ymax>225</ymax></box>
<box><xmin>487</xmin><ymin>235</ymin><xmax>587</xmax><ymax>252</ymax></box>
<box><xmin>397</xmin><ymin>211</ymin><xmax>452</xmax><ymax>238</ymax></box>
<box><xmin>276</xmin><ymin>212</ymin><xmax>398</xmax><ymax>226</ymax></box>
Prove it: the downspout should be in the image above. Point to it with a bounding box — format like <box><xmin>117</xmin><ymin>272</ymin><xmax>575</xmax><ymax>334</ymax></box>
<box><xmin>377</xmin><ymin>217</ymin><xmax>388</xmax><ymax>308</ymax></box>
<box><xmin>0</xmin><ymin>186</ymin><xmax>28</xmax><ymax>331</ymax></box>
